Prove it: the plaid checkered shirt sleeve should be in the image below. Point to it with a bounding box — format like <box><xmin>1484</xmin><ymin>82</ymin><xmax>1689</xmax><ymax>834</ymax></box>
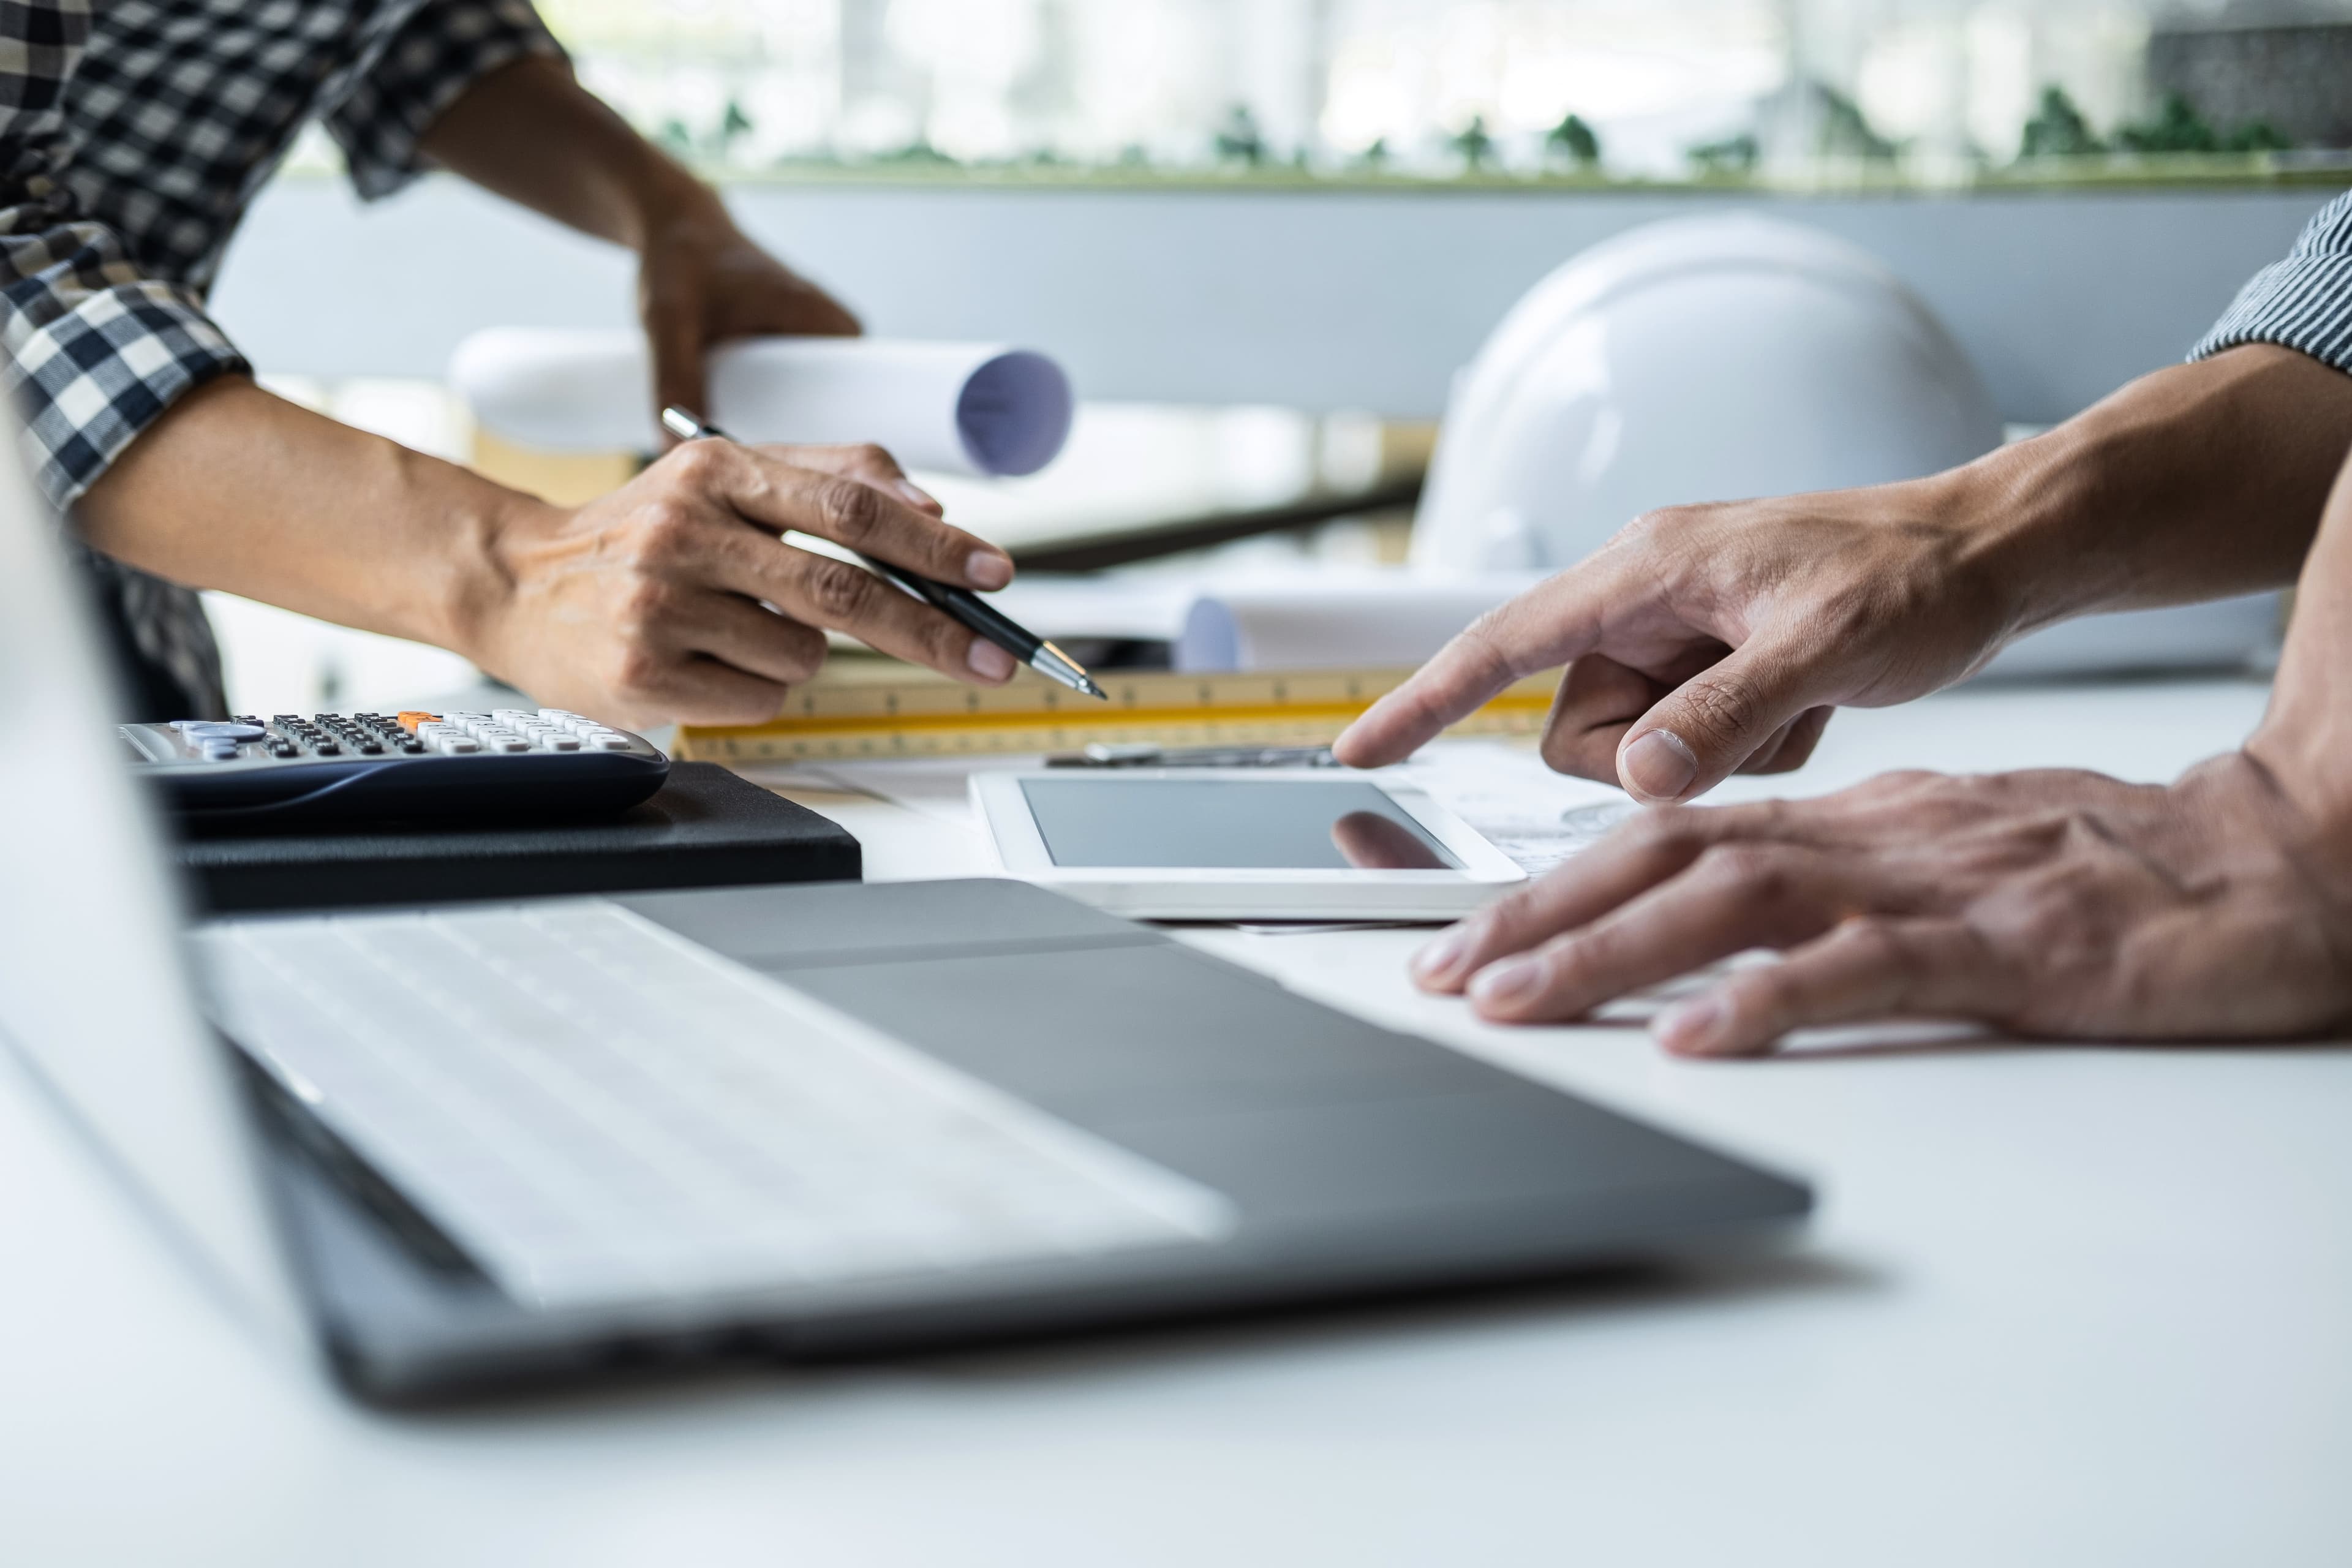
<box><xmin>0</xmin><ymin>1</ymin><xmax>563</xmax><ymax>511</ymax></box>
<box><xmin>0</xmin><ymin>0</ymin><xmax>560</xmax><ymax>716</ymax></box>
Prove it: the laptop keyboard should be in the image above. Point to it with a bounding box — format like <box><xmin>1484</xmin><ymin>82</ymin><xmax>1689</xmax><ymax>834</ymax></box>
<box><xmin>197</xmin><ymin>903</ymin><xmax>1234</xmax><ymax>1312</ymax></box>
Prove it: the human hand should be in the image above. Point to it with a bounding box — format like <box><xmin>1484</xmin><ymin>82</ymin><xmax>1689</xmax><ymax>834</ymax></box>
<box><xmin>1333</xmin><ymin>481</ymin><xmax>2029</xmax><ymax>803</ymax></box>
<box><xmin>637</xmin><ymin>198</ymin><xmax>861</xmax><ymax>428</ymax></box>
<box><xmin>473</xmin><ymin>438</ymin><xmax>1015</xmax><ymax>729</ymax></box>
<box><xmin>1406</xmin><ymin>755</ymin><xmax>2352</xmax><ymax>1056</ymax></box>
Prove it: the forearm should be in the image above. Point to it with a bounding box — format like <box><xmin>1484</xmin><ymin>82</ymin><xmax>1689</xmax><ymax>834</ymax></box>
<box><xmin>74</xmin><ymin>377</ymin><xmax>541</xmax><ymax>662</ymax></box>
<box><xmin>2247</xmin><ymin>440</ymin><xmax>2352</xmax><ymax>846</ymax></box>
<box><xmin>418</xmin><ymin>53</ymin><xmax>718</xmax><ymax>252</ymax></box>
<box><xmin>1944</xmin><ymin>345</ymin><xmax>2352</xmax><ymax>639</ymax></box>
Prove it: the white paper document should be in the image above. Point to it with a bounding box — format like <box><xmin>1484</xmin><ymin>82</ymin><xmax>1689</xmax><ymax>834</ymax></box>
<box><xmin>450</xmin><ymin>328</ymin><xmax>1076</xmax><ymax>477</ymax></box>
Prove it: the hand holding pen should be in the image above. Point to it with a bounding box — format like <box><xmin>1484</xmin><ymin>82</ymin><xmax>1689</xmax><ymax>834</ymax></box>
<box><xmin>661</xmin><ymin>407</ymin><xmax>1105</xmax><ymax>700</ymax></box>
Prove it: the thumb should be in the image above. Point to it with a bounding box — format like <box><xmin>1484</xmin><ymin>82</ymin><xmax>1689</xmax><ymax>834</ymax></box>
<box><xmin>1617</xmin><ymin>639</ymin><xmax>1823</xmax><ymax>804</ymax></box>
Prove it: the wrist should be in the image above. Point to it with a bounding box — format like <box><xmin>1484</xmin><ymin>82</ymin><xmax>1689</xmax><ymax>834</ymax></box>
<box><xmin>443</xmin><ymin>484</ymin><xmax>565</xmax><ymax>678</ymax></box>
<box><xmin>612</xmin><ymin>147</ymin><xmax>731</xmax><ymax>254</ymax></box>
<box><xmin>1932</xmin><ymin>426</ymin><xmax>2133</xmax><ymax>643</ymax></box>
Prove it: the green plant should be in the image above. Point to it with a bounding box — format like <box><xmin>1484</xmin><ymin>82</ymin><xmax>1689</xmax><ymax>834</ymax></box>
<box><xmin>1450</xmin><ymin>114</ymin><xmax>1496</xmax><ymax>169</ymax></box>
<box><xmin>1213</xmin><ymin>104</ymin><xmax>1266</xmax><ymax>165</ymax></box>
<box><xmin>2224</xmin><ymin>119</ymin><xmax>2291</xmax><ymax>154</ymax></box>
<box><xmin>2114</xmin><ymin>93</ymin><xmax>2295</xmax><ymax>157</ymax></box>
<box><xmin>2020</xmin><ymin>86</ymin><xmax>2102</xmax><ymax>158</ymax></box>
<box><xmin>1547</xmin><ymin>111</ymin><xmax>1600</xmax><ymax>168</ymax></box>
<box><xmin>1687</xmin><ymin>132</ymin><xmax>1758</xmax><ymax>175</ymax></box>
<box><xmin>1817</xmin><ymin>85</ymin><xmax>1897</xmax><ymax>160</ymax></box>
<box><xmin>2117</xmin><ymin>92</ymin><xmax>2220</xmax><ymax>154</ymax></box>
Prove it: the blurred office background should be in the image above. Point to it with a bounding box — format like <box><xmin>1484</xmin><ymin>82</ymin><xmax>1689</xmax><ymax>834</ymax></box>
<box><xmin>207</xmin><ymin>0</ymin><xmax>2352</xmax><ymax>713</ymax></box>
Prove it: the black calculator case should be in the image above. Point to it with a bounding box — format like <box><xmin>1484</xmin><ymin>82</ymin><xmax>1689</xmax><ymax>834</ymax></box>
<box><xmin>176</xmin><ymin>763</ymin><xmax>861</xmax><ymax>914</ymax></box>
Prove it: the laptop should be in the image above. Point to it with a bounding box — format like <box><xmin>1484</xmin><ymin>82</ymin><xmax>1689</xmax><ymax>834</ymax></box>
<box><xmin>0</xmin><ymin>434</ymin><xmax>1808</xmax><ymax>1404</ymax></box>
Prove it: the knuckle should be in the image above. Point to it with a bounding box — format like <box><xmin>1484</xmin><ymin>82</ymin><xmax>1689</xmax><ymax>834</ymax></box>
<box><xmin>851</xmin><ymin>442</ymin><xmax>895</xmax><ymax>473</ymax></box>
<box><xmin>1537</xmin><ymin>720</ymin><xmax>1591</xmax><ymax>776</ymax></box>
<box><xmin>777</xmin><ymin>622</ymin><xmax>829</xmax><ymax>684</ymax></box>
<box><xmin>1697</xmin><ymin>842</ymin><xmax>1791</xmax><ymax>899</ymax></box>
<box><xmin>922</xmin><ymin>615</ymin><xmax>968</xmax><ymax>667</ymax></box>
<box><xmin>614</xmin><ymin>575</ymin><xmax>674</xmax><ymax>635</ymax></box>
<box><xmin>1673</xmin><ymin>673</ymin><xmax>1766</xmax><ymax>748</ymax></box>
<box><xmin>1736</xmin><ymin>963</ymin><xmax>1804</xmax><ymax>1023</ymax></box>
<box><xmin>1448</xmin><ymin>614</ymin><xmax>1525</xmax><ymax>689</ymax></box>
<box><xmin>622</xmin><ymin>499</ymin><xmax>698</xmax><ymax>569</ymax></box>
<box><xmin>663</xmin><ymin>439</ymin><xmax>728</xmax><ymax>486</ymax></box>
<box><xmin>815</xmin><ymin>477</ymin><xmax>884</xmax><ymax>542</ymax></box>
<box><xmin>801</xmin><ymin>558</ymin><xmax>880</xmax><ymax>623</ymax></box>
<box><xmin>1838</xmin><ymin>914</ymin><xmax>1912</xmax><ymax>971</ymax></box>
<box><xmin>608</xmin><ymin>645</ymin><xmax>668</xmax><ymax>701</ymax></box>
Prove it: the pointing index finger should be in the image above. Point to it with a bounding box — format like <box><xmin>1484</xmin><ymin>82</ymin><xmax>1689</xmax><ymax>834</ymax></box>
<box><xmin>1332</xmin><ymin>568</ymin><xmax>1616</xmax><ymax>767</ymax></box>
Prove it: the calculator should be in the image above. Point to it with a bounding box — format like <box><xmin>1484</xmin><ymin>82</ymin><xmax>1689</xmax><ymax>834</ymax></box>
<box><xmin>122</xmin><ymin>709</ymin><xmax>671</xmax><ymax>821</ymax></box>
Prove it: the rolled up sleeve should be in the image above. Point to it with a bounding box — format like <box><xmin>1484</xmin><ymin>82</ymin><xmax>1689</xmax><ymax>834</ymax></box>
<box><xmin>1</xmin><ymin>219</ymin><xmax>247</xmax><ymax>508</ymax></box>
<box><xmin>2192</xmin><ymin>190</ymin><xmax>2352</xmax><ymax>372</ymax></box>
<box><xmin>326</xmin><ymin>0</ymin><xmax>567</xmax><ymax>201</ymax></box>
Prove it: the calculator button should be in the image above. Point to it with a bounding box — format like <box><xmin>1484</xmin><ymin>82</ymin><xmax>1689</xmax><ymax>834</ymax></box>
<box><xmin>541</xmin><ymin>735</ymin><xmax>581</xmax><ymax>751</ymax></box>
<box><xmin>200</xmin><ymin>741</ymin><xmax>239</xmax><ymax>761</ymax></box>
<box><xmin>590</xmin><ymin>735</ymin><xmax>632</xmax><ymax>750</ymax></box>
<box><xmin>312</xmin><ymin>742</ymin><xmax>341</xmax><ymax>756</ymax></box>
<box><xmin>357</xmin><ymin>742</ymin><xmax>384</xmax><ymax>755</ymax></box>
<box><xmin>431</xmin><ymin>737</ymin><xmax>480</xmax><ymax>755</ymax></box>
<box><xmin>398</xmin><ymin>741</ymin><xmax>427</xmax><ymax>754</ymax></box>
<box><xmin>183</xmin><ymin>722</ymin><xmax>265</xmax><ymax>741</ymax></box>
<box><xmin>488</xmin><ymin>737</ymin><xmax>532</xmax><ymax>753</ymax></box>
<box><xmin>270</xmin><ymin>744</ymin><xmax>298</xmax><ymax>758</ymax></box>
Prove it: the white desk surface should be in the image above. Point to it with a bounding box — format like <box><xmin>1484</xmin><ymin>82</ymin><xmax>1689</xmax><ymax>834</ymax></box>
<box><xmin>10</xmin><ymin>676</ymin><xmax>2350</xmax><ymax>1567</ymax></box>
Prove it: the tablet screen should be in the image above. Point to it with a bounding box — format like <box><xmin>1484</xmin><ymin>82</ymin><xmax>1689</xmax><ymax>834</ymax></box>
<box><xmin>1018</xmin><ymin>778</ymin><xmax>1463</xmax><ymax>870</ymax></box>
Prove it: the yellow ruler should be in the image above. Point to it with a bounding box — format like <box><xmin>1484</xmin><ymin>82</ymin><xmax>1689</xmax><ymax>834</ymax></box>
<box><xmin>677</xmin><ymin>662</ymin><xmax>1561</xmax><ymax>763</ymax></box>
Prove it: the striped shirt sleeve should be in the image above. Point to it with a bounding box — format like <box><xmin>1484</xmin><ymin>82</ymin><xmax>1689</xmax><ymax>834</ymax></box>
<box><xmin>2191</xmin><ymin>190</ymin><xmax>2352</xmax><ymax>371</ymax></box>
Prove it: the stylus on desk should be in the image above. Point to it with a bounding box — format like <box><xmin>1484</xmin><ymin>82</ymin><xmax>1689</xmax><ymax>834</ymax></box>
<box><xmin>659</xmin><ymin>406</ymin><xmax>1107</xmax><ymax>701</ymax></box>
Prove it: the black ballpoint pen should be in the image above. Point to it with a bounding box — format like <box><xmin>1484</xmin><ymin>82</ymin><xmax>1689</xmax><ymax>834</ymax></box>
<box><xmin>660</xmin><ymin>405</ymin><xmax>1106</xmax><ymax>700</ymax></box>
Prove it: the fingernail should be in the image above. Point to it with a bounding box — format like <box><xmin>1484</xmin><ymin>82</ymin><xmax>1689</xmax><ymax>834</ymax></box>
<box><xmin>1469</xmin><ymin>956</ymin><xmax>1545</xmax><ymax>1010</ymax></box>
<box><xmin>1411</xmin><ymin>926</ymin><xmax>1472</xmax><ymax>985</ymax></box>
<box><xmin>1654</xmin><ymin>997</ymin><xmax>1729</xmax><ymax>1055</ymax></box>
<box><xmin>967</xmin><ymin>638</ymin><xmax>1017</xmax><ymax>681</ymax></box>
<box><xmin>1622</xmin><ymin>728</ymin><xmax>1698</xmax><ymax>803</ymax></box>
<box><xmin>896</xmin><ymin>479</ymin><xmax>941</xmax><ymax>513</ymax></box>
<box><xmin>965</xmin><ymin>549</ymin><xmax>1013</xmax><ymax>590</ymax></box>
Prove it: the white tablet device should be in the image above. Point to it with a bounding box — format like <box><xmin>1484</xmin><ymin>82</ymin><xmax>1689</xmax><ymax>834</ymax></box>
<box><xmin>970</xmin><ymin>769</ymin><xmax>1528</xmax><ymax>919</ymax></box>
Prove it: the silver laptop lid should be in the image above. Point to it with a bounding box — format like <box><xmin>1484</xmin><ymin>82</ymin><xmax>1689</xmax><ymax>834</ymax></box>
<box><xmin>0</xmin><ymin>425</ymin><xmax>305</xmax><ymax>1346</ymax></box>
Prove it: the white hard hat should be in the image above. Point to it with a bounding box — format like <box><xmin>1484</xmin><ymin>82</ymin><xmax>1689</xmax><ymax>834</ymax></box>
<box><xmin>1411</xmin><ymin>214</ymin><xmax>2003</xmax><ymax>573</ymax></box>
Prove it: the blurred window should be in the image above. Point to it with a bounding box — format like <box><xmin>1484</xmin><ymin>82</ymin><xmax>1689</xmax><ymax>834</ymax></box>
<box><xmin>529</xmin><ymin>0</ymin><xmax>2352</xmax><ymax>185</ymax></box>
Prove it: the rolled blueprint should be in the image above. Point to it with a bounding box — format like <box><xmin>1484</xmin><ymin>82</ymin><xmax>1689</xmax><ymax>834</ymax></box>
<box><xmin>1174</xmin><ymin>575</ymin><xmax>1544</xmax><ymax>672</ymax></box>
<box><xmin>448</xmin><ymin>328</ymin><xmax>1077</xmax><ymax>477</ymax></box>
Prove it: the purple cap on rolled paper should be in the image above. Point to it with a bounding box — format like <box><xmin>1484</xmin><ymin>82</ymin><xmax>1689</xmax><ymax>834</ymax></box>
<box><xmin>954</xmin><ymin>349</ymin><xmax>1074</xmax><ymax>477</ymax></box>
